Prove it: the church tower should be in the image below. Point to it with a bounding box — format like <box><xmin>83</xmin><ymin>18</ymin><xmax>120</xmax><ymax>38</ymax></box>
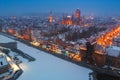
<box><xmin>74</xmin><ymin>8</ymin><xmax>82</xmax><ymax>25</ymax></box>
<box><xmin>75</xmin><ymin>8</ymin><xmax>81</xmax><ymax>19</ymax></box>
<box><xmin>49</xmin><ymin>11</ymin><xmax>53</xmax><ymax>23</ymax></box>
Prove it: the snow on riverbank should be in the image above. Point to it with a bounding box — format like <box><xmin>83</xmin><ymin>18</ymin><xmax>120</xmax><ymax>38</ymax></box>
<box><xmin>0</xmin><ymin>35</ymin><xmax>92</xmax><ymax>80</ymax></box>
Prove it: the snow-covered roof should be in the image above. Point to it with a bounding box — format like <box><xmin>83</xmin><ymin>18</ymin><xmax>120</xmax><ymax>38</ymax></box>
<box><xmin>0</xmin><ymin>34</ymin><xmax>92</xmax><ymax>80</ymax></box>
<box><xmin>111</xmin><ymin>46</ymin><xmax>120</xmax><ymax>51</ymax></box>
<box><xmin>0</xmin><ymin>52</ymin><xmax>8</xmax><ymax>67</ymax></box>
<box><xmin>106</xmin><ymin>46</ymin><xmax>120</xmax><ymax>57</ymax></box>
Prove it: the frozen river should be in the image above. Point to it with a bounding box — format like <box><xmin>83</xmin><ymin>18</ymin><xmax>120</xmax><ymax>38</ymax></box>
<box><xmin>0</xmin><ymin>35</ymin><xmax>92</xmax><ymax>80</ymax></box>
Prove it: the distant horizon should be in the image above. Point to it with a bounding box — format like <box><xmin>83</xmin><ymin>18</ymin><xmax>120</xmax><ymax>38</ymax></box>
<box><xmin>0</xmin><ymin>0</ymin><xmax>120</xmax><ymax>17</ymax></box>
<box><xmin>0</xmin><ymin>11</ymin><xmax>119</xmax><ymax>17</ymax></box>
<box><xmin>0</xmin><ymin>10</ymin><xmax>120</xmax><ymax>17</ymax></box>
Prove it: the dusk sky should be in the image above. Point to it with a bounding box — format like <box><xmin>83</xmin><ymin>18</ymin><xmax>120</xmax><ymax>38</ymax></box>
<box><xmin>0</xmin><ymin>0</ymin><xmax>120</xmax><ymax>16</ymax></box>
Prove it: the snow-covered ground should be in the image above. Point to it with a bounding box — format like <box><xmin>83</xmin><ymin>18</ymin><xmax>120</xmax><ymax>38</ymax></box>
<box><xmin>0</xmin><ymin>35</ymin><xmax>92</xmax><ymax>80</ymax></box>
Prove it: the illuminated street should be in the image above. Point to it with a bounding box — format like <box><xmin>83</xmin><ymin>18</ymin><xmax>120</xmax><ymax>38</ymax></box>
<box><xmin>0</xmin><ymin>0</ymin><xmax>120</xmax><ymax>80</ymax></box>
<box><xmin>97</xmin><ymin>26</ymin><xmax>120</xmax><ymax>47</ymax></box>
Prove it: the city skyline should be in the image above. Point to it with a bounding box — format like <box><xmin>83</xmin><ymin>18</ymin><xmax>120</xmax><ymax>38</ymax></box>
<box><xmin>0</xmin><ymin>0</ymin><xmax>120</xmax><ymax>16</ymax></box>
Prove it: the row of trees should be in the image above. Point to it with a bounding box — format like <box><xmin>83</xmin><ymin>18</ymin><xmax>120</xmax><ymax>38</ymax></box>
<box><xmin>43</xmin><ymin>26</ymin><xmax>68</xmax><ymax>37</ymax></box>
<box><xmin>65</xmin><ymin>26</ymin><xmax>106</xmax><ymax>41</ymax></box>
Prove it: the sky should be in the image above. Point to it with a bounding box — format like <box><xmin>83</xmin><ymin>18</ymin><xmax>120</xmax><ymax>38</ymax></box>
<box><xmin>0</xmin><ymin>0</ymin><xmax>120</xmax><ymax>16</ymax></box>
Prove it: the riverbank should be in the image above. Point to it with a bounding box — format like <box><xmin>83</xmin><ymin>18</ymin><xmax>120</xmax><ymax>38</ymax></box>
<box><xmin>0</xmin><ymin>32</ymin><xmax>120</xmax><ymax>78</ymax></box>
<box><xmin>0</xmin><ymin>34</ymin><xmax>92</xmax><ymax>80</ymax></box>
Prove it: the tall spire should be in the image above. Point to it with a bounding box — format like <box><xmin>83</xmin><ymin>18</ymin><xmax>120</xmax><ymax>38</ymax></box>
<box><xmin>49</xmin><ymin>11</ymin><xmax>53</xmax><ymax>23</ymax></box>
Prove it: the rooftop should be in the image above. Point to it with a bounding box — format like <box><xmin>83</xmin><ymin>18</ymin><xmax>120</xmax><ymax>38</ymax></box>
<box><xmin>0</xmin><ymin>52</ymin><xmax>8</xmax><ymax>68</ymax></box>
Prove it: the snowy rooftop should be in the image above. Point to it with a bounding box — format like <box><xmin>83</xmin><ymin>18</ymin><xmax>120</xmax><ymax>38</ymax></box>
<box><xmin>0</xmin><ymin>52</ymin><xmax>8</xmax><ymax>67</ymax></box>
<box><xmin>110</xmin><ymin>46</ymin><xmax>120</xmax><ymax>51</ymax></box>
<box><xmin>106</xmin><ymin>46</ymin><xmax>120</xmax><ymax>57</ymax></box>
<box><xmin>0</xmin><ymin>35</ymin><xmax>92</xmax><ymax>80</ymax></box>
